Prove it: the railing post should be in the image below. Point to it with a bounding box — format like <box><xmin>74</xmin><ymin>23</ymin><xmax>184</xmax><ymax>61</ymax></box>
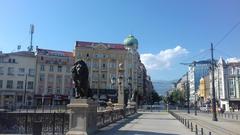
<box><xmin>191</xmin><ymin>122</ymin><xmax>193</xmax><ymax>132</ymax></box>
<box><xmin>188</xmin><ymin>120</ymin><xmax>190</xmax><ymax>128</ymax></box>
<box><xmin>209</xmin><ymin>131</ymin><xmax>212</xmax><ymax>135</ymax></box>
<box><xmin>25</xmin><ymin>113</ymin><xmax>28</xmax><ymax>134</ymax></box>
<box><xmin>52</xmin><ymin>112</ymin><xmax>55</xmax><ymax>135</ymax></box>
<box><xmin>62</xmin><ymin>113</ymin><xmax>65</xmax><ymax>134</ymax></box>
<box><xmin>201</xmin><ymin>128</ymin><xmax>203</xmax><ymax>135</ymax></box>
<box><xmin>195</xmin><ymin>125</ymin><xmax>198</xmax><ymax>135</ymax></box>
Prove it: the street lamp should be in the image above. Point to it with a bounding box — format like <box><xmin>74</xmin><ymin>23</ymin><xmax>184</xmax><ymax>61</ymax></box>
<box><xmin>127</xmin><ymin>77</ymin><xmax>132</xmax><ymax>102</ymax></box>
<box><xmin>186</xmin><ymin>72</ymin><xmax>190</xmax><ymax>114</ymax></box>
<box><xmin>23</xmin><ymin>74</ymin><xmax>28</xmax><ymax>109</ymax></box>
<box><xmin>111</xmin><ymin>63</ymin><xmax>125</xmax><ymax>109</ymax></box>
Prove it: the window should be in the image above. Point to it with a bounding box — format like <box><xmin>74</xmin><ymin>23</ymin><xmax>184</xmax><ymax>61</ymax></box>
<box><xmin>12</xmin><ymin>59</ymin><xmax>15</xmax><ymax>63</ymax></box>
<box><xmin>228</xmin><ymin>79</ymin><xmax>235</xmax><ymax>98</ymax></box>
<box><xmin>57</xmin><ymin>66</ymin><xmax>62</xmax><ymax>72</ymax></box>
<box><xmin>17</xmin><ymin>95</ymin><xmax>23</xmax><ymax>102</ymax></box>
<box><xmin>0</xmin><ymin>80</ymin><xmax>2</xmax><ymax>88</ymax></box>
<box><xmin>8</xmin><ymin>67</ymin><xmax>14</xmax><ymax>75</ymax></box>
<box><xmin>47</xmin><ymin>86</ymin><xmax>53</xmax><ymax>93</ymax></box>
<box><xmin>238</xmin><ymin>68</ymin><xmax>240</xmax><ymax>75</ymax></box>
<box><xmin>8</xmin><ymin>59</ymin><xmax>11</xmax><ymax>63</ymax></box>
<box><xmin>229</xmin><ymin>68</ymin><xmax>233</xmax><ymax>75</ymax></box>
<box><xmin>49</xmin><ymin>65</ymin><xmax>54</xmax><ymax>72</ymax></box>
<box><xmin>40</xmin><ymin>65</ymin><xmax>45</xmax><ymax>71</ymax></box>
<box><xmin>27</xmin><ymin>81</ymin><xmax>34</xmax><ymax>89</ymax></box>
<box><xmin>17</xmin><ymin>81</ymin><xmax>24</xmax><ymax>89</ymax></box>
<box><xmin>19</xmin><ymin>68</ymin><xmax>25</xmax><ymax>73</ymax></box>
<box><xmin>66</xmin><ymin>66</ymin><xmax>70</xmax><ymax>73</ymax></box>
<box><xmin>48</xmin><ymin>75</ymin><xmax>54</xmax><ymax>83</ymax></box>
<box><xmin>18</xmin><ymin>68</ymin><xmax>25</xmax><ymax>76</ymax></box>
<box><xmin>102</xmin><ymin>63</ymin><xmax>106</xmax><ymax>68</ymax></box>
<box><xmin>28</xmin><ymin>68</ymin><xmax>35</xmax><ymax>76</ymax></box>
<box><xmin>102</xmin><ymin>74</ymin><xmax>105</xmax><ymax>79</ymax></box>
<box><xmin>39</xmin><ymin>74</ymin><xmax>45</xmax><ymax>82</ymax></box>
<box><xmin>41</xmin><ymin>56</ymin><xmax>44</xmax><ymax>60</ymax></box>
<box><xmin>56</xmin><ymin>88</ymin><xmax>61</xmax><ymax>94</ymax></box>
<box><xmin>93</xmin><ymin>62</ymin><xmax>99</xmax><ymax>69</ymax></box>
<box><xmin>6</xmin><ymin>80</ymin><xmax>13</xmax><ymax>89</ymax></box>
<box><xmin>0</xmin><ymin>67</ymin><xmax>4</xmax><ymax>75</ymax></box>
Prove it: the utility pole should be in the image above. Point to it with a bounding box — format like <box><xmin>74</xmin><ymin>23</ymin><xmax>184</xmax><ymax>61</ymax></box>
<box><xmin>211</xmin><ymin>43</ymin><xmax>218</xmax><ymax>121</ymax></box>
<box><xmin>186</xmin><ymin>72</ymin><xmax>190</xmax><ymax>114</ymax></box>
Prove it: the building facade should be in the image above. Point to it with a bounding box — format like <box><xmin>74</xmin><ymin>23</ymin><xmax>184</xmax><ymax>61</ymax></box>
<box><xmin>0</xmin><ymin>51</ymin><xmax>36</xmax><ymax>108</ymax></box>
<box><xmin>214</xmin><ymin>57</ymin><xmax>240</xmax><ymax>111</ymax></box>
<box><xmin>34</xmin><ymin>48</ymin><xmax>74</xmax><ymax>105</ymax></box>
<box><xmin>74</xmin><ymin>35</ymin><xmax>143</xmax><ymax>103</ymax></box>
<box><xmin>188</xmin><ymin>60</ymin><xmax>211</xmax><ymax>102</ymax></box>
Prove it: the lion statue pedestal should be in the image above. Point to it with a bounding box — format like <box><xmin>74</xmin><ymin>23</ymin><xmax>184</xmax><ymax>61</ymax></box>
<box><xmin>66</xmin><ymin>99</ymin><xmax>97</xmax><ymax>135</ymax></box>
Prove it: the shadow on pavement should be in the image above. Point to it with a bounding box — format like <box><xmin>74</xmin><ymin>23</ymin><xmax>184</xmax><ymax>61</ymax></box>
<box><xmin>97</xmin><ymin>113</ymin><xmax>142</xmax><ymax>135</ymax></box>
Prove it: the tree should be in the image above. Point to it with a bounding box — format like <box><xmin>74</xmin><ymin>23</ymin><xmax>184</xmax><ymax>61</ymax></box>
<box><xmin>151</xmin><ymin>90</ymin><xmax>160</xmax><ymax>104</ymax></box>
<box><xmin>167</xmin><ymin>90</ymin><xmax>185</xmax><ymax>106</ymax></box>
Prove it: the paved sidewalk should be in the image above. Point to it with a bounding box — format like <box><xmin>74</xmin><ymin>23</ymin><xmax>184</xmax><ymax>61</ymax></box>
<box><xmin>97</xmin><ymin>112</ymin><xmax>194</xmax><ymax>135</ymax></box>
<box><xmin>175</xmin><ymin>111</ymin><xmax>240</xmax><ymax>135</ymax></box>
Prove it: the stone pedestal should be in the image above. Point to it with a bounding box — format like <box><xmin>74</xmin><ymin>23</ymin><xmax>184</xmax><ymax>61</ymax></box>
<box><xmin>127</xmin><ymin>101</ymin><xmax>136</xmax><ymax>108</ymax></box>
<box><xmin>66</xmin><ymin>99</ymin><xmax>97</xmax><ymax>135</ymax></box>
<box><xmin>114</xmin><ymin>103</ymin><xmax>124</xmax><ymax>109</ymax></box>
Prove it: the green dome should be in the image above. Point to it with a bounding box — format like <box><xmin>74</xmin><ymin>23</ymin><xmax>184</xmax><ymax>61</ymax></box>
<box><xmin>123</xmin><ymin>35</ymin><xmax>138</xmax><ymax>49</ymax></box>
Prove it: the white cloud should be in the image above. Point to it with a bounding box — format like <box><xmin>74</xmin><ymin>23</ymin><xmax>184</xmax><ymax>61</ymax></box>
<box><xmin>140</xmin><ymin>46</ymin><xmax>188</xmax><ymax>70</ymax></box>
<box><xmin>226</xmin><ymin>57</ymin><xmax>240</xmax><ymax>63</ymax></box>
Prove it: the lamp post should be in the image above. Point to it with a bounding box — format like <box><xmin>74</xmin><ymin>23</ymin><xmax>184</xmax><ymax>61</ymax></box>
<box><xmin>127</xmin><ymin>77</ymin><xmax>132</xmax><ymax>102</ymax></box>
<box><xmin>23</xmin><ymin>74</ymin><xmax>28</xmax><ymax>109</ymax></box>
<box><xmin>112</xmin><ymin>63</ymin><xmax>125</xmax><ymax>109</ymax></box>
<box><xmin>186</xmin><ymin>72</ymin><xmax>190</xmax><ymax>114</ymax></box>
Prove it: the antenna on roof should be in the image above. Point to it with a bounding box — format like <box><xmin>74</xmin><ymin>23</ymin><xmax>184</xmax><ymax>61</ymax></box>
<box><xmin>17</xmin><ymin>45</ymin><xmax>21</xmax><ymax>51</ymax></box>
<box><xmin>27</xmin><ymin>24</ymin><xmax>34</xmax><ymax>52</ymax></box>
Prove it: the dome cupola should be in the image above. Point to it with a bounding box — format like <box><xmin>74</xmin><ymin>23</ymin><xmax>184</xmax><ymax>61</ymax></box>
<box><xmin>123</xmin><ymin>35</ymin><xmax>138</xmax><ymax>50</ymax></box>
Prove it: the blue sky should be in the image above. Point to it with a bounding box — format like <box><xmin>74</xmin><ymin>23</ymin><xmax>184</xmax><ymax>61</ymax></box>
<box><xmin>0</xmin><ymin>0</ymin><xmax>240</xmax><ymax>81</ymax></box>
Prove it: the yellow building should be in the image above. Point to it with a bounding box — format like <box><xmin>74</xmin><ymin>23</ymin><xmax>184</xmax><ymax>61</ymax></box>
<box><xmin>198</xmin><ymin>76</ymin><xmax>210</xmax><ymax>104</ymax></box>
<box><xmin>74</xmin><ymin>35</ymin><xmax>142</xmax><ymax>102</ymax></box>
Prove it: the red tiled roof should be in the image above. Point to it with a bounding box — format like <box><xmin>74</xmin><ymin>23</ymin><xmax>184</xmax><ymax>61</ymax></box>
<box><xmin>76</xmin><ymin>41</ymin><xmax>126</xmax><ymax>50</ymax></box>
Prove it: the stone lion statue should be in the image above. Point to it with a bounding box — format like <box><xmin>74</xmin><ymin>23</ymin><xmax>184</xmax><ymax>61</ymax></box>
<box><xmin>72</xmin><ymin>60</ymin><xmax>92</xmax><ymax>99</ymax></box>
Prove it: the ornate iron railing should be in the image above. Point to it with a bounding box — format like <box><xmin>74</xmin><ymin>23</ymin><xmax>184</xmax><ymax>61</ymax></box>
<box><xmin>0</xmin><ymin>107</ymin><xmax>136</xmax><ymax>134</ymax></box>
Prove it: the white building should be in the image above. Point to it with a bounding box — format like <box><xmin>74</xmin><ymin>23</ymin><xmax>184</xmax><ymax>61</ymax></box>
<box><xmin>0</xmin><ymin>51</ymin><xmax>36</xmax><ymax>108</ymax></box>
<box><xmin>214</xmin><ymin>57</ymin><xmax>240</xmax><ymax>111</ymax></box>
<box><xmin>188</xmin><ymin>60</ymin><xmax>211</xmax><ymax>103</ymax></box>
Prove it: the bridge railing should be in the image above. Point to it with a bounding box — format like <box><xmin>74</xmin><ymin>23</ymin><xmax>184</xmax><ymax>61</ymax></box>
<box><xmin>0</xmin><ymin>107</ymin><xmax>136</xmax><ymax>134</ymax></box>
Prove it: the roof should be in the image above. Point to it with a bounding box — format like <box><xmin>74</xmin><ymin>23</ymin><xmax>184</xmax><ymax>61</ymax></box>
<box><xmin>76</xmin><ymin>41</ymin><xmax>126</xmax><ymax>50</ymax></box>
<box><xmin>37</xmin><ymin>48</ymin><xmax>73</xmax><ymax>57</ymax></box>
<box><xmin>1</xmin><ymin>51</ymin><xmax>35</xmax><ymax>57</ymax></box>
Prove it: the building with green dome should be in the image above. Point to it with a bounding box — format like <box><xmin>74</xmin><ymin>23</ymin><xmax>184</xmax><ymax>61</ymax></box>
<box><xmin>123</xmin><ymin>35</ymin><xmax>138</xmax><ymax>50</ymax></box>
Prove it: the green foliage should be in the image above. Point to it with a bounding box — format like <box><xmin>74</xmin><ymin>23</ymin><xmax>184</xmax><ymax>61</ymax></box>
<box><xmin>151</xmin><ymin>90</ymin><xmax>161</xmax><ymax>104</ymax></box>
<box><xmin>165</xmin><ymin>90</ymin><xmax>185</xmax><ymax>105</ymax></box>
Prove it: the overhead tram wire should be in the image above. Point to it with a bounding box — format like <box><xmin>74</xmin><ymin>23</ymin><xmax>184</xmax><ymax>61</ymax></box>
<box><xmin>214</xmin><ymin>48</ymin><xmax>235</xmax><ymax>59</ymax></box>
<box><xmin>214</xmin><ymin>21</ymin><xmax>240</xmax><ymax>49</ymax></box>
<box><xmin>181</xmin><ymin>49</ymin><xmax>210</xmax><ymax>63</ymax></box>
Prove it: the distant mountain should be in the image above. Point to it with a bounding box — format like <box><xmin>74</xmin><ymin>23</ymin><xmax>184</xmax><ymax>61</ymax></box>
<box><xmin>152</xmin><ymin>80</ymin><xmax>176</xmax><ymax>96</ymax></box>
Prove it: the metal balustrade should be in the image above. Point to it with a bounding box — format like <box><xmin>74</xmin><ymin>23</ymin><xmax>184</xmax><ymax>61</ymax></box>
<box><xmin>0</xmin><ymin>106</ymin><xmax>136</xmax><ymax>134</ymax></box>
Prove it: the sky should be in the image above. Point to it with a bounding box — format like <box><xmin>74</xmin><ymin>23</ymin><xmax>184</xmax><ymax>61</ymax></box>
<box><xmin>0</xmin><ymin>0</ymin><xmax>240</xmax><ymax>81</ymax></box>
